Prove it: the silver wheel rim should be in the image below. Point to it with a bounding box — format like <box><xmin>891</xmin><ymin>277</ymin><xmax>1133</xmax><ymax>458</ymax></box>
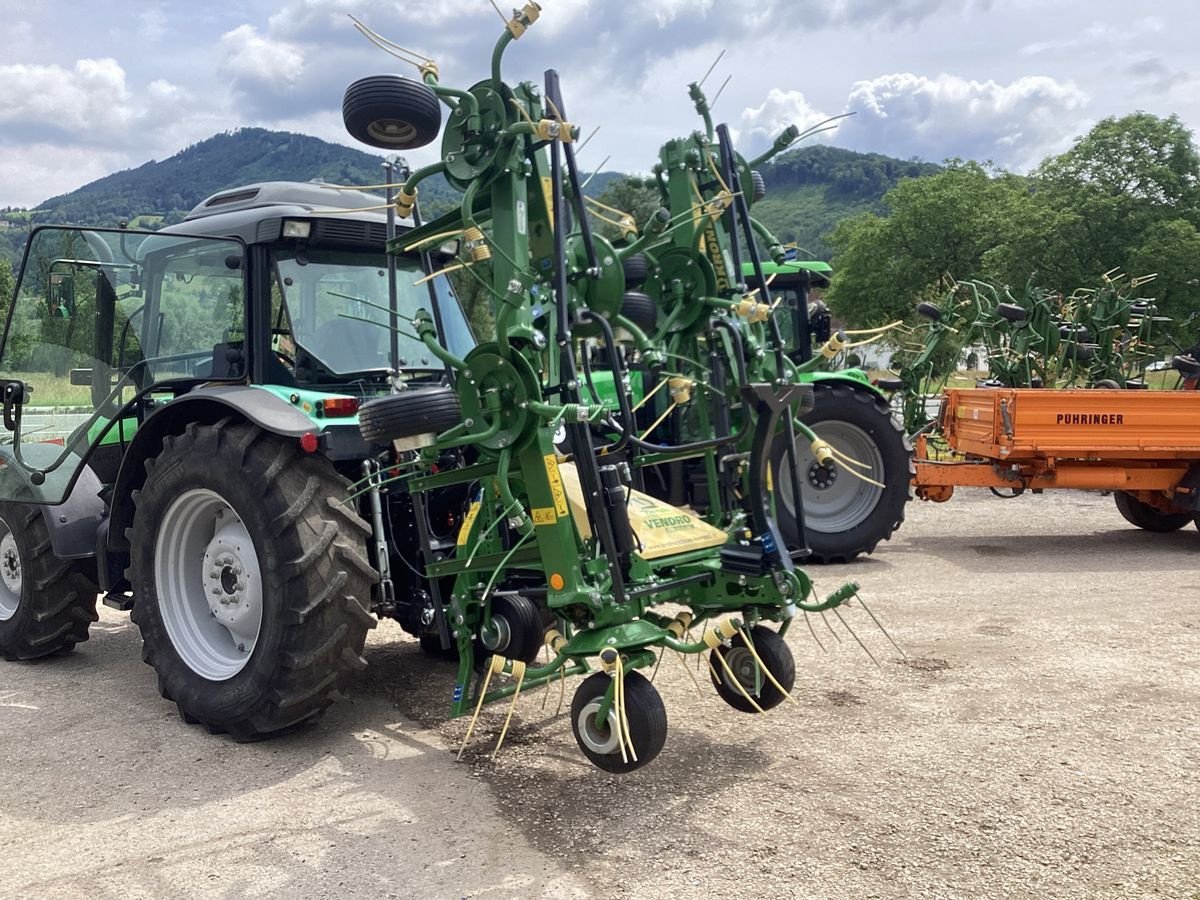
<box><xmin>781</xmin><ymin>420</ymin><xmax>885</xmax><ymax>533</ymax></box>
<box><xmin>369</xmin><ymin>119</ymin><xmax>417</xmax><ymax>145</ymax></box>
<box><xmin>154</xmin><ymin>489</ymin><xmax>264</xmax><ymax>681</ymax></box>
<box><xmin>720</xmin><ymin>646</ymin><xmax>761</xmax><ymax>695</ymax></box>
<box><xmin>0</xmin><ymin>522</ymin><xmax>22</xmax><ymax>621</ymax></box>
<box><xmin>576</xmin><ymin>696</ymin><xmax>622</xmax><ymax>756</ymax></box>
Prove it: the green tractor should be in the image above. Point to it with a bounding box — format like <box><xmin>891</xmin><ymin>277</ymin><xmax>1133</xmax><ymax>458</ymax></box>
<box><xmin>742</xmin><ymin>256</ymin><xmax>912</xmax><ymax>563</ymax></box>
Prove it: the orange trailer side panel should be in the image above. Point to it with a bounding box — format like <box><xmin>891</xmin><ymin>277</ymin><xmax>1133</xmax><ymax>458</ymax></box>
<box><xmin>942</xmin><ymin>389</ymin><xmax>1200</xmax><ymax>460</ymax></box>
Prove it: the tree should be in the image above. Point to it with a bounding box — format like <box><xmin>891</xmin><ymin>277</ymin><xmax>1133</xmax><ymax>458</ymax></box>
<box><xmin>591</xmin><ymin>176</ymin><xmax>661</xmax><ymax>241</ymax></box>
<box><xmin>826</xmin><ymin>162</ymin><xmax>1027</xmax><ymax>326</ymax></box>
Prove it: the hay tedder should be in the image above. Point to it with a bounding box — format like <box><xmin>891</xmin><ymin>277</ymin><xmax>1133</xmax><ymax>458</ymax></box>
<box><xmin>0</xmin><ymin>6</ymin><xmax>901</xmax><ymax>771</ymax></box>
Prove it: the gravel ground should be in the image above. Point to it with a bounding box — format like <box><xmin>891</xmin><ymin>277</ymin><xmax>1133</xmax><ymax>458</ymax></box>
<box><xmin>2</xmin><ymin>489</ymin><xmax>1198</xmax><ymax>899</ymax></box>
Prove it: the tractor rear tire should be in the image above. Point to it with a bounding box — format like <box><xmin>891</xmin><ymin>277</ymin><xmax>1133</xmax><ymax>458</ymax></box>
<box><xmin>0</xmin><ymin>503</ymin><xmax>98</xmax><ymax>660</ymax></box>
<box><xmin>774</xmin><ymin>383</ymin><xmax>913</xmax><ymax>564</ymax></box>
<box><xmin>130</xmin><ymin>421</ymin><xmax>378</xmax><ymax>740</ymax></box>
<box><xmin>343</xmin><ymin>75</ymin><xmax>442</xmax><ymax>151</ymax></box>
<box><xmin>1113</xmin><ymin>492</ymin><xmax>1192</xmax><ymax>533</ymax></box>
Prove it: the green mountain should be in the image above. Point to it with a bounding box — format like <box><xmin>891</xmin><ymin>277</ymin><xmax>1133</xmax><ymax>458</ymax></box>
<box><xmin>0</xmin><ymin>128</ymin><xmax>624</xmax><ymax>264</ymax></box>
<box><xmin>0</xmin><ymin>128</ymin><xmax>937</xmax><ymax>266</ymax></box>
<box><xmin>752</xmin><ymin>145</ymin><xmax>942</xmax><ymax>258</ymax></box>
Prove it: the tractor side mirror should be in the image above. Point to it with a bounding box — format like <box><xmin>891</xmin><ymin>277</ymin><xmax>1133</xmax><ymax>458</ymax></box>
<box><xmin>48</xmin><ymin>273</ymin><xmax>76</xmax><ymax>319</ymax></box>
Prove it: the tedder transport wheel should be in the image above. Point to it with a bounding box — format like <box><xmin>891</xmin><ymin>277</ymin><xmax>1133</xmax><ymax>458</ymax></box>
<box><xmin>0</xmin><ymin>503</ymin><xmax>98</xmax><ymax>660</ymax></box>
<box><xmin>774</xmin><ymin>384</ymin><xmax>913</xmax><ymax>564</ymax></box>
<box><xmin>710</xmin><ymin>625</ymin><xmax>795</xmax><ymax>713</ymax></box>
<box><xmin>129</xmin><ymin>421</ymin><xmax>377</xmax><ymax>740</ymax></box>
<box><xmin>619</xmin><ymin>290</ymin><xmax>657</xmax><ymax>335</ymax></box>
<box><xmin>570</xmin><ymin>670</ymin><xmax>667</xmax><ymax>773</ymax></box>
<box><xmin>342</xmin><ymin>75</ymin><xmax>442</xmax><ymax>151</ymax></box>
<box><xmin>477</xmin><ymin>593</ymin><xmax>543</xmax><ymax>665</ymax></box>
<box><xmin>1113</xmin><ymin>492</ymin><xmax>1192</xmax><ymax>533</ymax></box>
<box><xmin>358</xmin><ymin>386</ymin><xmax>462</xmax><ymax>446</ymax></box>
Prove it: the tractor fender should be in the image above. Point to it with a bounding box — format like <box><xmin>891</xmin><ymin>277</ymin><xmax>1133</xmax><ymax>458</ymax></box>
<box><xmin>804</xmin><ymin>369</ymin><xmax>887</xmax><ymax>401</ymax></box>
<box><xmin>41</xmin><ymin>463</ymin><xmax>106</xmax><ymax>560</ymax></box>
<box><xmin>0</xmin><ymin>443</ymin><xmax>106</xmax><ymax>560</ymax></box>
<box><xmin>107</xmin><ymin>385</ymin><xmax>318</xmax><ymax>551</ymax></box>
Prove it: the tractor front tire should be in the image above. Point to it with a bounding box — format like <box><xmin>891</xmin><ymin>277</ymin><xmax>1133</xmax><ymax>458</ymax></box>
<box><xmin>774</xmin><ymin>384</ymin><xmax>913</xmax><ymax>564</ymax></box>
<box><xmin>1113</xmin><ymin>492</ymin><xmax>1192</xmax><ymax>533</ymax></box>
<box><xmin>0</xmin><ymin>503</ymin><xmax>98</xmax><ymax>660</ymax></box>
<box><xmin>130</xmin><ymin>421</ymin><xmax>378</xmax><ymax>740</ymax></box>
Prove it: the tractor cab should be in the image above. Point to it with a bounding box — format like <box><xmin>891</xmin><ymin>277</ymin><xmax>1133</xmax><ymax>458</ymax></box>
<box><xmin>0</xmin><ymin>181</ymin><xmax>473</xmax><ymax>507</ymax></box>
<box><xmin>742</xmin><ymin>257</ymin><xmax>833</xmax><ymax>362</ymax></box>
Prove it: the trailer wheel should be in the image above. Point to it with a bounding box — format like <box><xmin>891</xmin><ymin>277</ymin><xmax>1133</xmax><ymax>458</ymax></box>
<box><xmin>710</xmin><ymin>626</ymin><xmax>794</xmax><ymax>713</ymax></box>
<box><xmin>130</xmin><ymin>421</ymin><xmax>377</xmax><ymax>740</ymax></box>
<box><xmin>1113</xmin><ymin>492</ymin><xmax>1192</xmax><ymax>533</ymax></box>
<box><xmin>774</xmin><ymin>383</ymin><xmax>913</xmax><ymax>564</ymax></box>
<box><xmin>570</xmin><ymin>670</ymin><xmax>667</xmax><ymax>773</ymax></box>
<box><xmin>343</xmin><ymin>75</ymin><xmax>442</xmax><ymax>150</ymax></box>
<box><xmin>0</xmin><ymin>503</ymin><xmax>98</xmax><ymax>660</ymax></box>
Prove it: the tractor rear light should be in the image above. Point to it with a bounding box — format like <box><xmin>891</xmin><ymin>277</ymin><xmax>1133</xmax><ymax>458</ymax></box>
<box><xmin>299</xmin><ymin>432</ymin><xmax>320</xmax><ymax>453</ymax></box>
<box><xmin>320</xmin><ymin>397</ymin><xmax>360</xmax><ymax>417</ymax></box>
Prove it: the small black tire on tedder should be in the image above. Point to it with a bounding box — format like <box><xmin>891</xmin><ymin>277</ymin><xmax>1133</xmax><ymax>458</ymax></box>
<box><xmin>343</xmin><ymin>75</ymin><xmax>443</xmax><ymax>150</ymax></box>
<box><xmin>570</xmin><ymin>670</ymin><xmax>668</xmax><ymax>773</ymax></box>
<box><xmin>710</xmin><ymin>625</ymin><xmax>796</xmax><ymax>713</ymax></box>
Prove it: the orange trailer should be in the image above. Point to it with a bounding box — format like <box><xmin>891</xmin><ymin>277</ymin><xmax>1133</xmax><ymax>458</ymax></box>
<box><xmin>913</xmin><ymin>388</ymin><xmax>1200</xmax><ymax>520</ymax></box>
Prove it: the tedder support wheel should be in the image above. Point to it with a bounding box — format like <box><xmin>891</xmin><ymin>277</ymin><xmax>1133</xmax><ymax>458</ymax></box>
<box><xmin>774</xmin><ymin>383</ymin><xmax>914</xmax><ymax>564</ymax></box>
<box><xmin>710</xmin><ymin>625</ymin><xmax>795</xmax><ymax>713</ymax></box>
<box><xmin>476</xmin><ymin>593</ymin><xmax>544</xmax><ymax>666</ymax></box>
<box><xmin>129</xmin><ymin>421</ymin><xmax>378</xmax><ymax>740</ymax></box>
<box><xmin>342</xmin><ymin>75</ymin><xmax>442</xmax><ymax>150</ymax></box>
<box><xmin>0</xmin><ymin>502</ymin><xmax>98</xmax><ymax>660</ymax></box>
<box><xmin>1113</xmin><ymin>492</ymin><xmax>1192</xmax><ymax>533</ymax></box>
<box><xmin>622</xmin><ymin>253</ymin><xmax>650</xmax><ymax>289</ymax></box>
<box><xmin>570</xmin><ymin>670</ymin><xmax>667</xmax><ymax>773</ymax></box>
<box><xmin>619</xmin><ymin>290</ymin><xmax>657</xmax><ymax>335</ymax></box>
<box><xmin>358</xmin><ymin>386</ymin><xmax>462</xmax><ymax>446</ymax></box>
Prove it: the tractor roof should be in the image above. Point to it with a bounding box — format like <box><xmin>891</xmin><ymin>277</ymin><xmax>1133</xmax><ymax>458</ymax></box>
<box><xmin>163</xmin><ymin>181</ymin><xmax>405</xmax><ymax>246</ymax></box>
<box><xmin>743</xmin><ymin>259</ymin><xmax>832</xmax><ymax>287</ymax></box>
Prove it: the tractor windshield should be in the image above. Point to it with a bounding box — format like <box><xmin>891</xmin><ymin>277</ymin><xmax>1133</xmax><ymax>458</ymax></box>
<box><xmin>271</xmin><ymin>248</ymin><xmax>473</xmax><ymax>377</ymax></box>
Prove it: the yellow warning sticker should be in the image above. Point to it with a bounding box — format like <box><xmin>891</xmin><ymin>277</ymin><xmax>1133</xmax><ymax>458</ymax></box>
<box><xmin>544</xmin><ymin>454</ymin><xmax>569</xmax><ymax>517</ymax></box>
<box><xmin>457</xmin><ymin>500</ymin><xmax>481</xmax><ymax>546</ymax></box>
<box><xmin>541</xmin><ymin>176</ymin><xmax>555</xmax><ymax>229</ymax></box>
<box><xmin>532</xmin><ymin>507</ymin><xmax>557</xmax><ymax>526</ymax></box>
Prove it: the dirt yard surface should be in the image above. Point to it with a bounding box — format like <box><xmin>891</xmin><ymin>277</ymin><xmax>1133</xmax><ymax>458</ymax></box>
<box><xmin>2</xmin><ymin>489</ymin><xmax>1197</xmax><ymax>899</ymax></box>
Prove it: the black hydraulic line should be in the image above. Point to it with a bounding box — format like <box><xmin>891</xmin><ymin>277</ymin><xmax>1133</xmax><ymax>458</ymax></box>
<box><xmin>715</xmin><ymin>129</ymin><xmax>744</xmax><ymax>287</ymax></box>
<box><xmin>709</xmin><ymin>316</ymin><xmax>749</xmax><ymax>385</ymax></box>
<box><xmin>545</xmin><ymin>69</ymin><xmax>628</xmax><ymax>602</ymax></box>
<box><xmin>384</xmin><ymin>160</ymin><xmax>401</xmax><ymax>375</ymax></box>
<box><xmin>407</xmin><ymin>163</ymin><xmax>453</xmax><ymax>380</ymax></box>
<box><xmin>717</xmin><ymin>122</ymin><xmax>810</xmax><ymax>556</ymax></box>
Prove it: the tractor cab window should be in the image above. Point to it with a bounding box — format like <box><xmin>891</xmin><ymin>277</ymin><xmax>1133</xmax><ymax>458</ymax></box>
<box><xmin>0</xmin><ymin>227</ymin><xmax>245</xmax><ymax>505</ymax></box>
<box><xmin>272</xmin><ymin>248</ymin><xmax>474</xmax><ymax>380</ymax></box>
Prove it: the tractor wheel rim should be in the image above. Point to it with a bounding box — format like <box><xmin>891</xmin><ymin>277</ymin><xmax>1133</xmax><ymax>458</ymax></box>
<box><xmin>781</xmin><ymin>420</ymin><xmax>885</xmax><ymax>534</ymax></box>
<box><xmin>577</xmin><ymin>697</ymin><xmax>621</xmax><ymax>756</ymax></box>
<box><xmin>0</xmin><ymin>525</ymin><xmax>21</xmax><ymax>620</ymax></box>
<box><xmin>155</xmin><ymin>489</ymin><xmax>264</xmax><ymax>681</ymax></box>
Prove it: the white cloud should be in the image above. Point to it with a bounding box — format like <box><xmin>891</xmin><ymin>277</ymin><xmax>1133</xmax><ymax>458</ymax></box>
<box><xmin>836</xmin><ymin>73</ymin><xmax>1090</xmax><ymax>170</ymax></box>
<box><xmin>219</xmin><ymin>24</ymin><xmax>305</xmax><ymax>92</ymax></box>
<box><xmin>0</xmin><ymin>144</ymin><xmax>131</xmax><ymax>207</ymax></box>
<box><xmin>739</xmin><ymin>89</ymin><xmax>836</xmax><ymax>158</ymax></box>
<box><xmin>0</xmin><ymin>58</ymin><xmax>141</xmax><ymax>136</ymax></box>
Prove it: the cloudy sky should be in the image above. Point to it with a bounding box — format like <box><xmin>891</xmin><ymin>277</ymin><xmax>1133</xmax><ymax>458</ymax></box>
<box><xmin>0</xmin><ymin>0</ymin><xmax>1196</xmax><ymax>208</ymax></box>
